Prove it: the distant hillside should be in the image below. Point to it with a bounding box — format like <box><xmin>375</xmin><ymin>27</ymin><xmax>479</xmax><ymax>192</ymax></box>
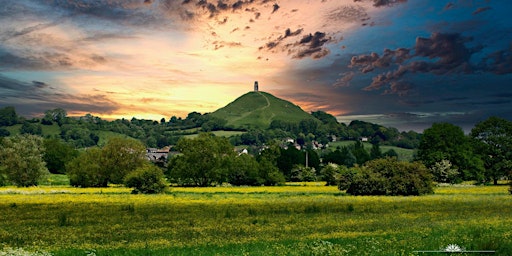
<box><xmin>210</xmin><ymin>91</ymin><xmax>314</xmax><ymax>129</ymax></box>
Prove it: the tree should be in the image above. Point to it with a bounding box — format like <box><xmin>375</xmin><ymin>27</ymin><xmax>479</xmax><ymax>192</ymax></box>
<box><xmin>257</xmin><ymin>141</ymin><xmax>286</xmax><ymax>185</ymax></box>
<box><xmin>227</xmin><ymin>154</ymin><xmax>262</xmax><ymax>186</ymax></box>
<box><xmin>101</xmin><ymin>137</ymin><xmax>147</xmax><ymax>184</ymax></box>
<box><xmin>320</xmin><ymin>163</ymin><xmax>342</xmax><ymax>186</ymax></box>
<box><xmin>417</xmin><ymin>123</ymin><xmax>483</xmax><ymax>181</ymax></box>
<box><xmin>43</xmin><ymin>138</ymin><xmax>79</xmax><ymax>174</ymax></box>
<box><xmin>0</xmin><ymin>134</ymin><xmax>50</xmax><ymax>186</ymax></box>
<box><xmin>20</xmin><ymin>122</ymin><xmax>42</xmax><ymax>135</ymax></box>
<box><xmin>430</xmin><ymin>159</ymin><xmax>460</xmax><ymax>184</ymax></box>
<box><xmin>44</xmin><ymin>108</ymin><xmax>67</xmax><ymax>126</ymax></box>
<box><xmin>124</xmin><ymin>164</ymin><xmax>167</xmax><ymax>194</ymax></box>
<box><xmin>168</xmin><ymin>133</ymin><xmax>235</xmax><ymax>186</ymax></box>
<box><xmin>67</xmin><ymin>148</ymin><xmax>108</xmax><ymax>187</ymax></box>
<box><xmin>470</xmin><ymin>116</ymin><xmax>512</xmax><ymax>185</ymax></box>
<box><xmin>340</xmin><ymin>158</ymin><xmax>433</xmax><ymax>196</ymax></box>
<box><xmin>0</xmin><ymin>106</ymin><xmax>18</xmax><ymax>126</ymax></box>
<box><xmin>370</xmin><ymin>142</ymin><xmax>382</xmax><ymax>160</ymax></box>
<box><xmin>352</xmin><ymin>140</ymin><xmax>370</xmax><ymax>165</ymax></box>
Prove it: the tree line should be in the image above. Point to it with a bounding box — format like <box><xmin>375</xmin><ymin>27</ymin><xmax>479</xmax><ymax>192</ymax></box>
<box><xmin>0</xmin><ymin>106</ymin><xmax>511</xmax><ymax>195</ymax></box>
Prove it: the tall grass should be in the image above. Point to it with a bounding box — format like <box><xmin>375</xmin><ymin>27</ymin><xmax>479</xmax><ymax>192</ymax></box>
<box><xmin>0</xmin><ymin>184</ymin><xmax>510</xmax><ymax>255</ymax></box>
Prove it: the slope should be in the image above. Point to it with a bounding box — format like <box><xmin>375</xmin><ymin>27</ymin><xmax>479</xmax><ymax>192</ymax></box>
<box><xmin>210</xmin><ymin>91</ymin><xmax>315</xmax><ymax>130</ymax></box>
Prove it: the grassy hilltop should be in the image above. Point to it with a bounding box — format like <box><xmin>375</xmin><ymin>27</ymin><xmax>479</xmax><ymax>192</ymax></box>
<box><xmin>211</xmin><ymin>91</ymin><xmax>314</xmax><ymax>130</ymax></box>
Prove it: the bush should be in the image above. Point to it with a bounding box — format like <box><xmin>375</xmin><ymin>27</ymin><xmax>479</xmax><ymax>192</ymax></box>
<box><xmin>339</xmin><ymin>157</ymin><xmax>434</xmax><ymax>196</ymax></box>
<box><xmin>124</xmin><ymin>164</ymin><xmax>167</xmax><ymax>194</ymax></box>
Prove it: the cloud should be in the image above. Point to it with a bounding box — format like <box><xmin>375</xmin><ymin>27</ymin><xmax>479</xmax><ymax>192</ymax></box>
<box><xmin>271</xmin><ymin>3</ymin><xmax>280</xmax><ymax>13</ymax></box>
<box><xmin>371</xmin><ymin>0</ymin><xmax>407</xmax><ymax>8</ymax></box>
<box><xmin>293</xmin><ymin>32</ymin><xmax>332</xmax><ymax>59</ymax></box>
<box><xmin>472</xmin><ymin>6</ymin><xmax>491</xmax><ymax>15</ymax></box>
<box><xmin>347</xmin><ymin>32</ymin><xmax>486</xmax><ymax>95</ymax></box>
<box><xmin>479</xmin><ymin>48</ymin><xmax>512</xmax><ymax>75</ymax></box>
<box><xmin>0</xmin><ymin>75</ymin><xmax>120</xmax><ymax>116</ymax></box>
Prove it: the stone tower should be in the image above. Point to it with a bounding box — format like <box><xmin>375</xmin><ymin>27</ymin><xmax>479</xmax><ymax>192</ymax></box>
<box><xmin>254</xmin><ymin>81</ymin><xmax>259</xmax><ymax>92</ymax></box>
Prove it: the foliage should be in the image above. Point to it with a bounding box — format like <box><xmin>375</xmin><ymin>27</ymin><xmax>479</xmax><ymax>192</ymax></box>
<box><xmin>470</xmin><ymin>116</ymin><xmax>512</xmax><ymax>185</ymax></box>
<box><xmin>227</xmin><ymin>153</ymin><xmax>263</xmax><ymax>186</ymax></box>
<box><xmin>43</xmin><ymin>138</ymin><xmax>79</xmax><ymax>174</ymax></box>
<box><xmin>66</xmin><ymin>147</ymin><xmax>108</xmax><ymax>187</ymax></box>
<box><xmin>168</xmin><ymin>133</ymin><xmax>236</xmax><ymax>186</ymax></box>
<box><xmin>0</xmin><ymin>106</ymin><xmax>18</xmax><ymax>126</ymax></box>
<box><xmin>20</xmin><ymin>122</ymin><xmax>42</xmax><ymax>135</ymax></box>
<box><xmin>124</xmin><ymin>164</ymin><xmax>167</xmax><ymax>194</ymax></box>
<box><xmin>66</xmin><ymin>138</ymin><xmax>146</xmax><ymax>187</ymax></box>
<box><xmin>101</xmin><ymin>137</ymin><xmax>147</xmax><ymax>184</ymax></box>
<box><xmin>320</xmin><ymin>163</ymin><xmax>343</xmax><ymax>186</ymax></box>
<box><xmin>290</xmin><ymin>165</ymin><xmax>317</xmax><ymax>182</ymax></box>
<box><xmin>0</xmin><ymin>134</ymin><xmax>50</xmax><ymax>187</ymax></box>
<box><xmin>417</xmin><ymin>123</ymin><xmax>484</xmax><ymax>181</ymax></box>
<box><xmin>340</xmin><ymin>157</ymin><xmax>434</xmax><ymax>196</ymax></box>
<box><xmin>430</xmin><ymin>159</ymin><xmax>460</xmax><ymax>184</ymax></box>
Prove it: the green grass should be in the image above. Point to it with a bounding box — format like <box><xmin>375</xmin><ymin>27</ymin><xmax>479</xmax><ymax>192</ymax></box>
<box><xmin>96</xmin><ymin>131</ymin><xmax>132</xmax><ymax>147</ymax></box>
<box><xmin>329</xmin><ymin>140</ymin><xmax>415</xmax><ymax>161</ymax></box>
<box><xmin>0</xmin><ymin>184</ymin><xmax>510</xmax><ymax>255</ymax></box>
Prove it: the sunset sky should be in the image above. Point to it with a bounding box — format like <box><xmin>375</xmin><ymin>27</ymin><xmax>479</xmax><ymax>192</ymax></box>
<box><xmin>1</xmin><ymin>0</ymin><xmax>511</xmax><ymax>132</ymax></box>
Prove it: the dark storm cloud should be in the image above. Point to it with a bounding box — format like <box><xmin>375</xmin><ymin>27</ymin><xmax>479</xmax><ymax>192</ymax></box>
<box><xmin>348</xmin><ymin>32</ymin><xmax>487</xmax><ymax>95</ymax></box>
<box><xmin>479</xmin><ymin>48</ymin><xmax>512</xmax><ymax>75</ymax></box>
<box><xmin>371</xmin><ymin>0</ymin><xmax>407</xmax><ymax>7</ymax></box>
<box><xmin>259</xmin><ymin>30</ymin><xmax>332</xmax><ymax>59</ymax></box>
<box><xmin>293</xmin><ymin>32</ymin><xmax>332</xmax><ymax>59</ymax></box>
<box><xmin>0</xmin><ymin>75</ymin><xmax>120</xmax><ymax>116</ymax></box>
<box><xmin>0</xmin><ymin>49</ymin><xmax>72</xmax><ymax>71</ymax></box>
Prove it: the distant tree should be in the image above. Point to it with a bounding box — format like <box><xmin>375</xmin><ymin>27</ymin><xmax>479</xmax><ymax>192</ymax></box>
<box><xmin>0</xmin><ymin>128</ymin><xmax>10</xmax><ymax>137</ymax></box>
<box><xmin>470</xmin><ymin>116</ymin><xmax>512</xmax><ymax>185</ymax></box>
<box><xmin>257</xmin><ymin>141</ymin><xmax>285</xmax><ymax>185</ymax></box>
<box><xmin>383</xmin><ymin>149</ymin><xmax>398</xmax><ymax>158</ymax></box>
<box><xmin>44</xmin><ymin>108</ymin><xmax>68</xmax><ymax>126</ymax></box>
<box><xmin>430</xmin><ymin>159</ymin><xmax>460</xmax><ymax>184</ymax></box>
<box><xmin>0</xmin><ymin>106</ymin><xmax>18</xmax><ymax>126</ymax></box>
<box><xmin>124</xmin><ymin>164</ymin><xmax>167</xmax><ymax>194</ymax></box>
<box><xmin>352</xmin><ymin>140</ymin><xmax>370</xmax><ymax>165</ymax></box>
<box><xmin>311</xmin><ymin>111</ymin><xmax>338</xmax><ymax>124</ymax></box>
<box><xmin>277</xmin><ymin>146</ymin><xmax>304</xmax><ymax>179</ymax></box>
<box><xmin>290</xmin><ymin>165</ymin><xmax>317</xmax><ymax>182</ymax></box>
<box><xmin>227</xmin><ymin>154</ymin><xmax>262</xmax><ymax>186</ymax></box>
<box><xmin>43</xmin><ymin>138</ymin><xmax>79</xmax><ymax>174</ymax></box>
<box><xmin>320</xmin><ymin>163</ymin><xmax>343</xmax><ymax>186</ymax></box>
<box><xmin>0</xmin><ymin>134</ymin><xmax>50</xmax><ymax>187</ymax></box>
<box><xmin>417</xmin><ymin>123</ymin><xmax>483</xmax><ymax>181</ymax></box>
<box><xmin>340</xmin><ymin>158</ymin><xmax>433</xmax><ymax>196</ymax></box>
<box><xmin>101</xmin><ymin>137</ymin><xmax>147</xmax><ymax>184</ymax></box>
<box><xmin>20</xmin><ymin>122</ymin><xmax>42</xmax><ymax>135</ymax></box>
<box><xmin>67</xmin><ymin>148</ymin><xmax>108</xmax><ymax>187</ymax></box>
<box><xmin>168</xmin><ymin>133</ymin><xmax>235</xmax><ymax>186</ymax></box>
<box><xmin>370</xmin><ymin>142</ymin><xmax>382</xmax><ymax>160</ymax></box>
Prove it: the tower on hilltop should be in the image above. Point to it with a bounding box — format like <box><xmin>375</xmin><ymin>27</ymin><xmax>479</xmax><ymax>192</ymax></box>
<box><xmin>254</xmin><ymin>81</ymin><xmax>259</xmax><ymax>92</ymax></box>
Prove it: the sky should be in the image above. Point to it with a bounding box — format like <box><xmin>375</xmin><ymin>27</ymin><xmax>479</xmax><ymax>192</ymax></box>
<box><xmin>1</xmin><ymin>0</ymin><xmax>511</xmax><ymax>132</ymax></box>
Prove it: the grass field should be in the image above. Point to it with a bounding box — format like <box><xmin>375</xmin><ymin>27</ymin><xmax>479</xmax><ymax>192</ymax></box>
<box><xmin>0</xmin><ymin>183</ymin><xmax>510</xmax><ymax>255</ymax></box>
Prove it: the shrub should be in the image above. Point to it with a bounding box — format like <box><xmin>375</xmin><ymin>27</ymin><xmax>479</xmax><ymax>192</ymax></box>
<box><xmin>340</xmin><ymin>157</ymin><xmax>434</xmax><ymax>196</ymax></box>
<box><xmin>124</xmin><ymin>164</ymin><xmax>167</xmax><ymax>194</ymax></box>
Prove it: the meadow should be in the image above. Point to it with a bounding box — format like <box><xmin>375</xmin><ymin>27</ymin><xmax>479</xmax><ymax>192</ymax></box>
<box><xmin>0</xmin><ymin>183</ymin><xmax>510</xmax><ymax>255</ymax></box>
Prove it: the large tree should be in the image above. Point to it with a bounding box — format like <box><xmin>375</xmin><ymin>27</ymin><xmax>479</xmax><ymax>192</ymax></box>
<box><xmin>43</xmin><ymin>138</ymin><xmax>79</xmax><ymax>174</ymax></box>
<box><xmin>168</xmin><ymin>133</ymin><xmax>236</xmax><ymax>186</ymax></box>
<box><xmin>417</xmin><ymin>123</ymin><xmax>483</xmax><ymax>181</ymax></box>
<box><xmin>470</xmin><ymin>116</ymin><xmax>512</xmax><ymax>185</ymax></box>
<box><xmin>0</xmin><ymin>106</ymin><xmax>18</xmax><ymax>126</ymax></box>
<box><xmin>0</xmin><ymin>134</ymin><xmax>50</xmax><ymax>186</ymax></box>
<box><xmin>101</xmin><ymin>137</ymin><xmax>147</xmax><ymax>184</ymax></box>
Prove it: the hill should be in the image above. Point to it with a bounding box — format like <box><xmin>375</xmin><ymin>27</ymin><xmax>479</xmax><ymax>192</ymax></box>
<box><xmin>210</xmin><ymin>91</ymin><xmax>315</xmax><ymax>129</ymax></box>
